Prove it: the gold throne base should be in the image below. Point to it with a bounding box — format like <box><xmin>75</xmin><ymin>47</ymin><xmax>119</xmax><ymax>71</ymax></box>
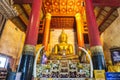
<box><xmin>49</xmin><ymin>54</ymin><xmax>79</xmax><ymax>60</ymax></box>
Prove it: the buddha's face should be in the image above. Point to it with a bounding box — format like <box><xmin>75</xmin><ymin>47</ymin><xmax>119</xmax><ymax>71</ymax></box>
<box><xmin>60</xmin><ymin>34</ymin><xmax>67</xmax><ymax>43</ymax></box>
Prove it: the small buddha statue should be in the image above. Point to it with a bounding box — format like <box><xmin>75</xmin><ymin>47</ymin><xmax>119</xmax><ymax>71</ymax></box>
<box><xmin>108</xmin><ymin>60</ymin><xmax>120</xmax><ymax>72</ymax></box>
<box><xmin>54</xmin><ymin>30</ymin><xmax>73</xmax><ymax>55</ymax></box>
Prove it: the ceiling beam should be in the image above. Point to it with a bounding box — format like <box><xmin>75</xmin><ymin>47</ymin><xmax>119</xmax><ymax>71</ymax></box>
<box><xmin>51</xmin><ymin>13</ymin><xmax>75</xmax><ymax>17</ymax></box>
<box><xmin>14</xmin><ymin>0</ymin><xmax>33</xmax><ymax>4</ymax></box>
<box><xmin>98</xmin><ymin>8</ymin><xmax>116</xmax><ymax>28</ymax></box>
<box><xmin>14</xmin><ymin>4</ymin><xmax>29</xmax><ymax>26</ymax></box>
<box><xmin>96</xmin><ymin>7</ymin><xmax>103</xmax><ymax>18</ymax></box>
<box><xmin>93</xmin><ymin>0</ymin><xmax>120</xmax><ymax>7</ymax></box>
<box><xmin>14</xmin><ymin>0</ymin><xmax>120</xmax><ymax>7</ymax></box>
<box><xmin>20</xmin><ymin>5</ymin><xmax>29</xmax><ymax>19</ymax></box>
<box><xmin>10</xmin><ymin>17</ymin><xmax>26</xmax><ymax>31</ymax></box>
<box><xmin>22</xmin><ymin>4</ymin><xmax>31</xmax><ymax>17</ymax></box>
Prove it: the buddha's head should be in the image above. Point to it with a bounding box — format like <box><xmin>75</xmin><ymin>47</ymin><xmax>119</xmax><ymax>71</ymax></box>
<box><xmin>59</xmin><ymin>29</ymin><xmax>68</xmax><ymax>43</ymax></box>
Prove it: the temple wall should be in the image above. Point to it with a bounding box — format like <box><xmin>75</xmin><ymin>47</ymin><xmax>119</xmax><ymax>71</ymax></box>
<box><xmin>0</xmin><ymin>20</ymin><xmax>25</xmax><ymax>59</ymax></box>
<box><xmin>101</xmin><ymin>8</ymin><xmax>120</xmax><ymax>63</ymax></box>
<box><xmin>49</xmin><ymin>29</ymin><xmax>77</xmax><ymax>54</ymax></box>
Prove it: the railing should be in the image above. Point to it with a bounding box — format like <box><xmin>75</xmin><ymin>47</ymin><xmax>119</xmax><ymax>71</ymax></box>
<box><xmin>78</xmin><ymin>47</ymin><xmax>93</xmax><ymax>78</ymax></box>
<box><xmin>33</xmin><ymin>46</ymin><xmax>44</xmax><ymax>78</ymax></box>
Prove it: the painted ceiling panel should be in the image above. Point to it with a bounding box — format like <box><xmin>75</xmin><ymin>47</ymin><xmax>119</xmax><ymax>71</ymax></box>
<box><xmin>43</xmin><ymin>0</ymin><xmax>84</xmax><ymax>16</ymax></box>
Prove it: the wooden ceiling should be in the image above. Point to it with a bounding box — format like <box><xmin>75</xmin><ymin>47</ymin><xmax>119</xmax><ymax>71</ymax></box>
<box><xmin>8</xmin><ymin>0</ymin><xmax>120</xmax><ymax>33</ymax></box>
<box><xmin>94</xmin><ymin>7</ymin><xmax>118</xmax><ymax>33</ymax></box>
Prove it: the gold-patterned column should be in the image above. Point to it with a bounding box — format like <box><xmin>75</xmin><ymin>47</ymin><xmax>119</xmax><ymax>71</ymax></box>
<box><xmin>75</xmin><ymin>13</ymin><xmax>85</xmax><ymax>47</ymax></box>
<box><xmin>42</xmin><ymin>13</ymin><xmax>51</xmax><ymax>51</ymax></box>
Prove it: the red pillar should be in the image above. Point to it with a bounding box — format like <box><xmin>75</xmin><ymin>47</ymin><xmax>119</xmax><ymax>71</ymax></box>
<box><xmin>18</xmin><ymin>0</ymin><xmax>42</xmax><ymax>80</ymax></box>
<box><xmin>25</xmin><ymin>0</ymin><xmax>42</xmax><ymax>45</ymax></box>
<box><xmin>85</xmin><ymin>0</ymin><xmax>101</xmax><ymax>46</ymax></box>
<box><xmin>85</xmin><ymin>0</ymin><xmax>106</xmax><ymax>70</ymax></box>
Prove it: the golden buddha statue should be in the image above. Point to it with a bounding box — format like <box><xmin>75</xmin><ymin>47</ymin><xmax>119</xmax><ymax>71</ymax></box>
<box><xmin>54</xmin><ymin>30</ymin><xmax>73</xmax><ymax>55</ymax></box>
<box><xmin>50</xmin><ymin>30</ymin><xmax>78</xmax><ymax>60</ymax></box>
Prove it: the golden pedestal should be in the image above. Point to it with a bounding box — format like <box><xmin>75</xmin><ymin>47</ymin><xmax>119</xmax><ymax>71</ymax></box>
<box><xmin>49</xmin><ymin>54</ymin><xmax>79</xmax><ymax>60</ymax></box>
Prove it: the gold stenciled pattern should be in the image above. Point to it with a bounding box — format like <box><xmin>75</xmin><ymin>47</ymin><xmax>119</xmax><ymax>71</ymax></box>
<box><xmin>50</xmin><ymin>17</ymin><xmax>75</xmax><ymax>29</ymax></box>
<box><xmin>43</xmin><ymin>0</ymin><xmax>85</xmax><ymax>15</ymax></box>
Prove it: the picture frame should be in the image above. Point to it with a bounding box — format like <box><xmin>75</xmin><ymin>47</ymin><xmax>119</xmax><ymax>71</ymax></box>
<box><xmin>110</xmin><ymin>47</ymin><xmax>120</xmax><ymax>65</ymax></box>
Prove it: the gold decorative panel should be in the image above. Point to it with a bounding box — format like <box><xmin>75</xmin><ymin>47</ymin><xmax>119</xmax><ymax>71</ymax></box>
<box><xmin>50</xmin><ymin>17</ymin><xmax>75</xmax><ymax>29</ymax></box>
<box><xmin>43</xmin><ymin>0</ymin><xmax>85</xmax><ymax>16</ymax></box>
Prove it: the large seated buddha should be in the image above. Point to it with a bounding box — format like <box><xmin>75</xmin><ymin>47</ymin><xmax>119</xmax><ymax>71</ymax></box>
<box><xmin>50</xmin><ymin>30</ymin><xmax>78</xmax><ymax>60</ymax></box>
